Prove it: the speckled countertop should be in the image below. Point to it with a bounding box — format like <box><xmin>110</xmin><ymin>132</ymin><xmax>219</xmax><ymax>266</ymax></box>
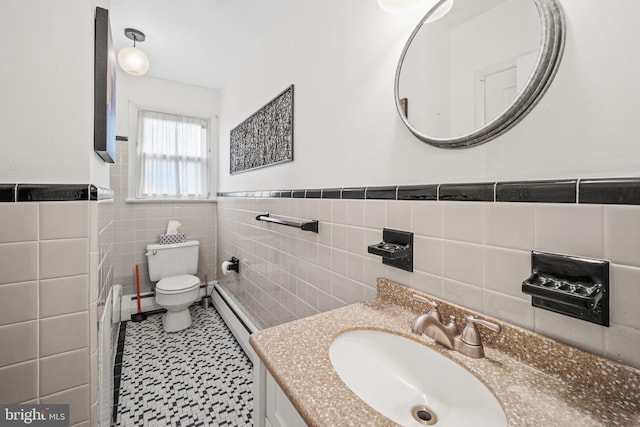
<box><xmin>250</xmin><ymin>278</ymin><xmax>640</xmax><ymax>426</ymax></box>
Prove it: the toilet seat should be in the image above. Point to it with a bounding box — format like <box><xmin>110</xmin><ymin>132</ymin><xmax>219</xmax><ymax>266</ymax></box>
<box><xmin>156</xmin><ymin>274</ymin><xmax>200</xmax><ymax>294</ymax></box>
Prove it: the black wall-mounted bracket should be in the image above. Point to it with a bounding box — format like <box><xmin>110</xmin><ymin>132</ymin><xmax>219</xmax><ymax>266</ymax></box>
<box><xmin>227</xmin><ymin>256</ymin><xmax>240</xmax><ymax>273</ymax></box>
<box><xmin>368</xmin><ymin>228</ymin><xmax>413</xmax><ymax>272</ymax></box>
<box><xmin>522</xmin><ymin>251</ymin><xmax>609</xmax><ymax>326</ymax></box>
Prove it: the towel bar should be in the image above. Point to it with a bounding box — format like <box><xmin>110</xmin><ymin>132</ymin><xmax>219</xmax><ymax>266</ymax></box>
<box><xmin>255</xmin><ymin>213</ymin><xmax>319</xmax><ymax>233</ymax></box>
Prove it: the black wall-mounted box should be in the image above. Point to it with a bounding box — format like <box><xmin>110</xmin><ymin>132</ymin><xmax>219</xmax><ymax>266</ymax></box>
<box><xmin>367</xmin><ymin>228</ymin><xmax>413</xmax><ymax>272</ymax></box>
<box><xmin>522</xmin><ymin>251</ymin><xmax>609</xmax><ymax>326</ymax></box>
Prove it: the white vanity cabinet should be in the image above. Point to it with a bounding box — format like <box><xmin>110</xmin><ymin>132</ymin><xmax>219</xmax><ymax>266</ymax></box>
<box><xmin>265</xmin><ymin>371</ymin><xmax>307</xmax><ymax>427</ymax></box>
<box><xmin>255</xmin><ymin>360</ymin><xmax>307</xmax><ymax>427</ymax></box>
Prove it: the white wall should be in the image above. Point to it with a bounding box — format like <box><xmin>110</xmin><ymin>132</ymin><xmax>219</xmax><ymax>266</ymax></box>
<box><xmin>0</xmin><ymin>0</ymin><xmax>110</xmax><ymax>187</ymax></box>
<box><xmin>115</xmin><ymin>72</ymin><xmax>220</xmax><ymax>137</ymax></box>
<box><xmin>218</xmin><ymin>0</ymin><xmax>640</xmax><ymax>192</ymax></box>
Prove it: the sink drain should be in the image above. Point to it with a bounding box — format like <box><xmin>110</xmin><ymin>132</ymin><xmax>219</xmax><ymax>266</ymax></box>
<box><xmin>411</xmin><ymin>405</ymin><xmax>438</xmax><ymax>425</ymax></box>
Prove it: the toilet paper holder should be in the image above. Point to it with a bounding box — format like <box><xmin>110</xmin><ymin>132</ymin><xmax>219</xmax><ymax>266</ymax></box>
<box><xmin>224</xmin><ymin>257</ymin><xmax>240</xmax><ymax>273</ymax></box>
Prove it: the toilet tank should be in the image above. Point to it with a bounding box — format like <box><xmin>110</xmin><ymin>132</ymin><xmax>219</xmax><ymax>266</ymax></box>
<box><xmin>146</xmin><ymin>240</ymin><xmax>199</xmax><ymax>282</ymax></box>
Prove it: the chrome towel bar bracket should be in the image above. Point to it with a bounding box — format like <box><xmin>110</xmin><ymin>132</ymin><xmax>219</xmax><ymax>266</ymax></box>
<box><xmin>255</xmin><ymin>213</ymin><xmax>319</xmax><ymax>233</ymax></box>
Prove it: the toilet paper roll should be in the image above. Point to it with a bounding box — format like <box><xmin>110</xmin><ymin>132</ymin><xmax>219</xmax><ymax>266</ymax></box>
<box><xmin>221</xmin><ymin>260</ymin><xmax>233</xmax><ymax>275</ymax></box>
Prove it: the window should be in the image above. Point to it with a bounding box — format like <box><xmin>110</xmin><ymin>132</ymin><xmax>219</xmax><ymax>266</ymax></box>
<box><xmin>135</xmin><ymin>110</ymin><xmax>210</xmax><ymax>200</ymax></box>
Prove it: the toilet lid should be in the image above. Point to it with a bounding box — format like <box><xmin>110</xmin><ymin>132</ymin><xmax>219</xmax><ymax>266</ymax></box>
<box><xmin>156</xmin><ymin>275</ymin><xmax>200</xmax><ymax>292</ymax></box>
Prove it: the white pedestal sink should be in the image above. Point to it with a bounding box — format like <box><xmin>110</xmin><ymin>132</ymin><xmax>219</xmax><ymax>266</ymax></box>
<box><xmin>329</xmin><ymin>329</ymin><xmax>507</xmax><ymax>427</ymax></box>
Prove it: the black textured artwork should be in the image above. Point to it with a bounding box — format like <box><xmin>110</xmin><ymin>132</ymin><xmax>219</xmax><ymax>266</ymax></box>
<box><xmin>230</xmin><ymin>85</ymin><xmax>294</xmax><ymax>174</ymax></box>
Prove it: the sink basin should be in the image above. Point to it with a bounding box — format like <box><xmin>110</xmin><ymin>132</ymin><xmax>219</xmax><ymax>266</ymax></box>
<box><xmin>329</xmin><ymin>329</ymin><xmax>507</xmax><ymax>427</ymax></box>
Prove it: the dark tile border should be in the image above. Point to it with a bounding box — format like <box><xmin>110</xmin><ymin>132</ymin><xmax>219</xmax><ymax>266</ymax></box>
<box><xmin>367</xmin><ymin>186</ymin><xmax>397</xmax><ymax>200</ymax></box>
<box><xmin>306</xmin><ymin>189</ymin><xmax>322</xmax><ymax>199</ymax></box>
<box><xmin>1</xmin><ymin>184</ymin><xmax>114</xmax><ymax>202</ymax></box>
<box><xmin>496</xmin><ymin>180</ymin><xmax>577</xmax><ymax>203</ymax></box>
<box><xmin>0</xmin><ymin>184</ymin><xmax>16</xmax><ymax>202</ymax></box>
<box><xmin>439</xmin><ymin>183</ymin><xmax>494</xmax><ymax>202</ymax></box>
<box><xmin>579</xmin><ymin>178</ymin><xmax>640</xmax><ymax>205</ymax></box>
<box><xmin>397</xmin><ymin>185</ymin><xmax>437</xmax><ymax>201</ymax></box>
<box><xmin>17</xmin><ymin>184</ymin><xmax>92</xmax><ymax>202</ymax></box>
<box><xmin>322</xmin><ymin>188</ymin><xmax>341</xmax><ymax>199</ymax></box>
<box><xmin>113</xmin><ymin>321</ymin><xmax>127</xmax><ymax>425</ymax></box>
<box><xmin>216</xmin><ymin>177</ymin><xmax>640</xmax><ymax>206</ymax></box>
<box><xmin>342</xmin><ymin>187</ymin><xmax>365</xmax><ymax>199</ymax></box>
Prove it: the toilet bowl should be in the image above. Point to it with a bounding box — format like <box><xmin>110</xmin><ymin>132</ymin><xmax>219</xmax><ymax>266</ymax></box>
<box><xmin>155</xmin><ymin>274</ymin><xmax>201</xmax><ymax>332</ymax></box>
<box><xmin>146</xmin><ymin>240</ymin><xmax>200</xmax><ymax>332</ymax></box>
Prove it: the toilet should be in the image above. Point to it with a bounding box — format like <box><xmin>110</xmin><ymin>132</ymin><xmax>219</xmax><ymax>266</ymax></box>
<box><xmin>146</xmin><ymin>240</ymin><xmax>201</xmax><ymax>332</ymax></box>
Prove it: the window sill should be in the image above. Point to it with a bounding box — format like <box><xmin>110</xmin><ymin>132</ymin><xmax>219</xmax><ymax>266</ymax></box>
<box><xmin>125</xmin><ymin>198</ymin><xmax>217</xmax><ymax>204</ymax></box>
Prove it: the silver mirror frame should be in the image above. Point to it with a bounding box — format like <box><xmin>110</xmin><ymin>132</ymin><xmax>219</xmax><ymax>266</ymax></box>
<box><xmin>394</xmin><ymin>0</ymin><xmax>566</xmax><ymax>149</ymax></box>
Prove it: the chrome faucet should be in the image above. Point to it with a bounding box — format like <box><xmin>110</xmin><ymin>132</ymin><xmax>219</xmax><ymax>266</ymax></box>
<box><xmin>410</xmin><ymin>295</ymin><xmax>457</xmax><ymax>347</ymax></box>
<box><xmin>410</xmin><ymin>294</ymin><xmax>501</xmax><ymax>358</ymax></box>
<box><xmin>410</xmin><ymin>294</ymin><xmax>441</xmax><ymax>334</ymax></box>
<box><xmin>454</xmin><ymin>315</ymin><xmax>501</xmax><ymax>358</ymax></box>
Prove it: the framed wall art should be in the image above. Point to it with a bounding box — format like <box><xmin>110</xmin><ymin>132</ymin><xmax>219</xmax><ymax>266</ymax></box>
<box><xmin>230</xmin><ymin>85</ymin><xmax>294</xmax><ymax>174</ymax></box>
<box><xmin>94</xmin><ymin>7</ymin><xmax>117</xmax><ymax>163</ymax></box>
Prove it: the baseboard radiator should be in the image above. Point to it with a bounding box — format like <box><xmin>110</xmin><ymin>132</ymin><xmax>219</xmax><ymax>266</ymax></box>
<box><xmin>210</xmin><ymin>283</ymin><xmax>259</xmax><ymax>365</ymax></box>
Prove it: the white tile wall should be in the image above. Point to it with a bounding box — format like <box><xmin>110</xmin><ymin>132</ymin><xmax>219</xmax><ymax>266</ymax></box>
<box><xmin>411</xmin><ymin>201</ymin><xmax>443</xmax><ymax>238</ymax></box>
<box><xmin>0</xmin><ymin>197</ymin><xmax>113</xmax><ymax>425</ymax></box>
<box><xmin>218</xmin><ymin>197</ymin><xmax>640</xmax><ymax>369</ymax></box>
<box><xmin>109</xmin><ymin>140</ymin><xmax>217</xmax><ymax>295</ymax></box>
<box><xmin>443</xmin><ymin>202</ymin><xmax>483</xmax><ymax>243</ymax></box>
<box><xmin>604</xmin><ymin>205</ymin><xmax>640</xmax><ymax>267</ymax></box>
<box><xmin>483</xmin><ymin>203</ymin><xmax>534</xmax><ymax>250</ymax></box>
<box><xmin>535</xmin><ymin>204</ymin><xmax>604</xmax><ymax>258</ymax></box>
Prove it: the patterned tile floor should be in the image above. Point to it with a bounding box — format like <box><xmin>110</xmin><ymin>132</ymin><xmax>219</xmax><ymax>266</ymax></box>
<box><xmin>115</xmin><ymin>305</ymin><xmax>254</xmax><ymax>427</ymax></box>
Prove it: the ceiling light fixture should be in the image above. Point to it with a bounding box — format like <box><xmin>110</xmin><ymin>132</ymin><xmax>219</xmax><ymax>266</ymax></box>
<box><xmin>117</xmin><ymin>28</ymin><xmax>150</xmax><ymax>76</ymax></box>
<box><xmin>377</xmin><ymin>0</ymin><xmax>452</xmax><ymax>16</ymax></box>
<box><xmin>425</xmin><ymin>0</ymin><xmax>453</xmax><ymax>22</ymax></box>
<box><xmin>377</xmin><ymin>0</ymin><xmax>426</xmax><ymax>12</ymax></box>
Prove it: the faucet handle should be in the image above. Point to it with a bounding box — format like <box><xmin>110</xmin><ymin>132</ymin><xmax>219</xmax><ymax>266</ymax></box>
<box><xmin>461</xmin><ymin>316</ymin><xmax>501</xmax><ymax>346</ymax></box>
<box><xmin>412</xmin><ymin>294</ymin><xmax>441</xmax><ymax>320</ymax></box>
<box><xmin>412</xmin><ymin>294</ymin><xmax>438</xmax><ymax>309</ymax></box>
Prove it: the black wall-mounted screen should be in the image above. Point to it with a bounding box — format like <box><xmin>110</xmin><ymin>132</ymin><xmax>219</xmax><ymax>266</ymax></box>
<box><xmin>94</xmin><ymin>7</ymin><xmax>116</xmax><ymax>163</ymax></box>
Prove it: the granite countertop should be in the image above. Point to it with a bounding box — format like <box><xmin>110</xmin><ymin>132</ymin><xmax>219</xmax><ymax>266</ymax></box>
<box><xmin>250</xmin><ymin>278</ymin><xmax>640</xmax><ymax>427</ymax></box>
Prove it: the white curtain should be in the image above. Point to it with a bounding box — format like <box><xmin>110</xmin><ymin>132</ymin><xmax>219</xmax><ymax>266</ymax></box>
<box><xmin>137</xmin><ymin>110</ymin><xmax>209</xmax><ymax>199</ymax></box>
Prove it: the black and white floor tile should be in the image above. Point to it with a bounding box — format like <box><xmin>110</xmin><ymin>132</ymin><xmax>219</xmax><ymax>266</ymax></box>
<box><xmin>115</xmin><ymin>305</ymin><xmax>253</xmax><ymax>427</ymax></box>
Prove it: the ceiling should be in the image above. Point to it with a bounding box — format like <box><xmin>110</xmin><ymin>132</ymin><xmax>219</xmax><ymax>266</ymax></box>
<box><xmin>109</xmin><ymin>0</ymin><xmax>289</xmax><ymax>89</ymax></box>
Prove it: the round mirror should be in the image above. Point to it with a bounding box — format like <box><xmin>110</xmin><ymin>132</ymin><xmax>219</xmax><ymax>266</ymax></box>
<box><xmin>395</xmin><ymin>0</ymin><xmax>565</xmax><ymax>148</ymax></box>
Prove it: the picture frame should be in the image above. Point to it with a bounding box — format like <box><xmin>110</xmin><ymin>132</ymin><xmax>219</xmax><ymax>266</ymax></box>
<box><xmin>94</xmin><ymin>7</ymin><xmax>116</xmax><ymax>163</ymax></box>
<box><xmin>230</xmin><ymin>85</ymin><xmax>294</xmax><ymax>174</ymax></box>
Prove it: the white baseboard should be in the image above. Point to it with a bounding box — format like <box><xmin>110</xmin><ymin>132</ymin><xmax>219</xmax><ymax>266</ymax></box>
<box><xmin>121</xmin><ymin>292</ymin><xmax>160</xmax><ymax>321</ymax></box>
<box><xmin>211</xmin><ymin>283</ymin><xmax>259</xmax><ymax>365</ymax></box>
<box><xmin>112</xmin><ymin>284</ymin><xmax>122</xmax><ymax>325</ymax></box>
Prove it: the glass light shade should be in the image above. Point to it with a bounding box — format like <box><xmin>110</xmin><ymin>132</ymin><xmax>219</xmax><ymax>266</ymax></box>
<box><xmin>377</xmin><ymin>0</ymin><xmax>425</xmax><ymax>12</ymax></box>
<box><xmin>117</xmin><ymin>46</ymin><xmax>150</xmax><ymax>76</ymax></box>
<box><xmin>425</xmin><ymin>0</ymin><xmax>453</xmax><ymax>23</ymax></box>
